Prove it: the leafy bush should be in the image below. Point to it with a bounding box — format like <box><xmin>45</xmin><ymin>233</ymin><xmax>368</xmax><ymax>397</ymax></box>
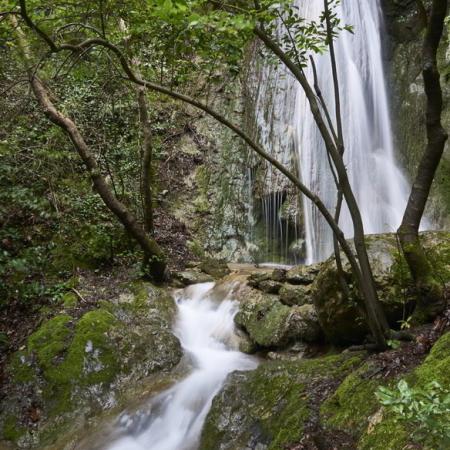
<box><xmin>376</xmin><ymin>380</ymin><xmax>450</xmax><ymax>449</ymax></box>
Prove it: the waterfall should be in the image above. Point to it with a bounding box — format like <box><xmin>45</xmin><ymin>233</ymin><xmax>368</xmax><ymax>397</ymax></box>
<box><xmin>250</xmin><ymin>0</ymin><xmax>412</xmax><ymax>264</ymax></box>
<box><xmin>105</xmin><ymin>283</ymin><xmax>257</xmax><ymax>450</ymax></box>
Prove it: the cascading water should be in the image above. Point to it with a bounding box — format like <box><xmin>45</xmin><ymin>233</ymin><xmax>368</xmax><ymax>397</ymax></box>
<box><xmin>105</xmin><ymin>282</ymin><xmax>257</xmax><ymax>450</ymax></box>
<box><xmin>250</xmin><ymin>0</ymin><xmax>413</xmax><ymax>264</ymax></box>
<box><xmin>297</xmin><ymin>0</ymin><xmax>411</xmax><ymax>263</ymax></box>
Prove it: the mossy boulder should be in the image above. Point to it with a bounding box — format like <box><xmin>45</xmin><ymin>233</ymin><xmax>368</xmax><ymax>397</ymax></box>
<box><xmin>234</xmin><ymin>287</ymin><xmax>321</xmax><ymax>348</ymax></box>
<box><xmin>199</xmin><ymin>353</ymin><xmax>364</xmax><ymax>450</ymax></box>
<box><xmin>199</xmin><ymin>257</ymin><xmax>231</xmax><ymax>279</ymax></box>
<box><xmin>320</xmin><ymin>332</ymin><xmax>450</xmax><ymax>449</ymax></box>
<box><xmin>0</xmin><ymin>283</ymin><xmax>182</xmax><ymax>449</ymax></box>
<box><xmin>286</xmin><ymin>263</ymin><xmax>321</xmax><ymax>285</ymax></box>
<box><xmin>279</xmin><ymin>283</ymin><xmax>313</xmax><ymax>306</ymax></box>
<box><xmin>311</xmin><ymin>231</ymin><xmax>450</xmax><ymax>345</ymax></box>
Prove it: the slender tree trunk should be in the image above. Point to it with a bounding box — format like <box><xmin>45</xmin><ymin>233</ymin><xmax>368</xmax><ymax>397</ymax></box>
<box><xmin>254</xmin><ymin>26</ymin><xmax>389</xmax><ymax>348</ymax></box>
<box><xmin>324</xmin><ymin>0</ymin><xmax>351</xmax><ymax>300</ymax></box>
<box><xmin>30</xmin><ymin>75</ymin><xmax>166</xmax><ymax>281</ymax></box>
<box><xmin>137</xmin><ymin>87</ymin><xmax>154</xmax><ymax>234</ymax></box>
<box><xmin>398</xmin><ymin>0</ymin><xmax>448</xmax><ymax>320</ymax></box>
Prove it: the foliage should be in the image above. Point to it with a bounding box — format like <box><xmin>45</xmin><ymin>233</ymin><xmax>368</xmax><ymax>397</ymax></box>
<box><xmin>376</xmin><ymin>379</ymin><xmax>450</xmax><ymax>449</ymax></box>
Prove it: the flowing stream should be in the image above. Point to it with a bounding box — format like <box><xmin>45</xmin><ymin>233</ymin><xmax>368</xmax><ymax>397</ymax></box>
<box><xmin>250</xmin><ymin>0</ymin><xmax>414</xmax><ymax>263</ymax></box>
<box><xmin>106</xmin><ymin>282</ymin><xmax>257</xmax><ymax>450</ymax></box>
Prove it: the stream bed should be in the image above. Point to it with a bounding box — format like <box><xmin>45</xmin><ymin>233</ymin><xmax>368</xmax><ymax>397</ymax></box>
<box><xmin>105</xmin><ymin>282</ymin><xmax>257</xmax><ymax>450</ymax></box>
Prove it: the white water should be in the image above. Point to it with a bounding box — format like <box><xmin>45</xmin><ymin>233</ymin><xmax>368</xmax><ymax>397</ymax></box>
<box><xmin>106</xmin><ymin>282</ymin><xmax>257</xmax><ymax>450</ymax></box>
<box><xmin>297</xmin><ymin>0</ymin><xmax>411</xmax><ymax>263</ymax></box>
<box><xmin>251</xmin><ymin>0</ymin><xmax>415</xmax><ymax>264</ymax></box>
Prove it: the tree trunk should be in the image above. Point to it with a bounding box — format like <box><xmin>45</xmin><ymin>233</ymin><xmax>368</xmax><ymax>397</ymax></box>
<box><xmin>398</xmin><ymin>0</ymin><xmax>448</xmax><ymax>320</ymax></box>
<box><xmin>137</xmin><ymin>87</ymin><xmax>154</xmax><ymax>235</ymax></box>
<box><xmin>254</xmin><ymin>26</ymin><xmax>390</xmax><ymax>348</ymax></box>
<box><xmin>30</xmin><ymin>75</ymin><xmax>167</xmax><ymax>281</ymax></box>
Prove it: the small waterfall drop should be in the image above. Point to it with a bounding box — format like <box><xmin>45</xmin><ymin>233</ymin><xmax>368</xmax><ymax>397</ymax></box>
<box><xmin>106</xmin><ymin>282</ymin><xmax>257</xmax><ymax>450</ymax></box>
<box><xmin>250</xmin><ymin>0</ymin><xmax>413</xmax><ymax>264</ymax></box>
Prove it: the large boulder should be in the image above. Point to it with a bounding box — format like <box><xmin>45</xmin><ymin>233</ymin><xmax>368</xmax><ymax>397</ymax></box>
<box><xmin>234</xmin><ymin>287</ymin><xmax>321</xmax><ymax>349</ymax></box>
<box><xmin>199</xmin><ymin>353</ymin><xmax>364</xmax><ymax>450</ymax></box>
<box><xmin>311</xmin><ymin>231</ymin><xmax>450</xmax><ymax>345</ymax></box>
<box><xmin>0</xmin><ymin>283</ymin><xmax>182</xmax><ymax>449</ymax></box>
<box><xmin>279</xmin><ymin>283</ymin><xmax>313</xmax><ymax>306</ymax></box>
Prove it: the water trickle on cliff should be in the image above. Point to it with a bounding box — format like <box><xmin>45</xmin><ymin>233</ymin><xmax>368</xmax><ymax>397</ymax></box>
<box><xmin>249</xmin><ymin>0</ymin><xmax>413</xmax><ymax>264</ymax></box>
<box><xmin>105</xmin><ymin>282</ymin><xmax>257</xmax><ymax>450</ymax></box>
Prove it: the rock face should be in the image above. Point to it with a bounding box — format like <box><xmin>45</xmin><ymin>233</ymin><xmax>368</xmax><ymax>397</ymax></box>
<box><xmin>382</xmin><ymin>0</ymin><xmax>450</xmax><ymax>227</ymax></box>
<box><xmin>0</xmin><ymin>283</ymin><xmax>182</xmax><ymax>449</ymax></box>
<box><xmin>311</xmin><ymin>231</ymin><xmax>450</xmax><ymax>345</ymax></box>
<box><xmin>199</xmin><ymin>353</ymin><xmax>364</xmax><ymax>450</ymax></box>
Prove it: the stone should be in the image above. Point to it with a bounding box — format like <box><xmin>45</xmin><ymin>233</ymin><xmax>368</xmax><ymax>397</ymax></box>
<box><xmin>0</xmin><ymin>282</ymin><xmax>182</xmax><ymax>449</ymax></box>
<box><xmin>279</xmin><ymin>283</ymin><xmax>313</xmax><ymax>306</ymax></box>
<box><xmin>199</xmin><ymin>257</ymin><xmax>231</xmax><ymax>279</ymax></box>
<box><xmin>172</xmin><ymin>270</ymin><xmax>214</xmax><ymax>286</ymax></box>
<box><xmin>199</xmin><ymin>353</ymin><xmax>364</xmax><ymax>450</ymax></box>
<box><xmin>234</xmin><ymin>287</ymin><xmax>321</xmax><ymax>349</ymax></box>
<box><xmin>271</xmin><ymin>268</ymin><xmax>287</xmax><ymax>282</ymax></box>
<box><xmin>258</xmin><ymin>279</ymin><xmax>282</xmax><ymax>294</ymax></box>
<box><xmin>286</xmin><ymin>263</ymin><xmax>321</xmax><ymax>285</ymax></box>
<box><xmin>311</xmin><ymin>231</ymin><xmax>450</xmax><ymax>345</ymax></box>
<box><xmin>247</xmin><ymin>271</ymin><xmax>271</xmax><ymax>288</ymax></box>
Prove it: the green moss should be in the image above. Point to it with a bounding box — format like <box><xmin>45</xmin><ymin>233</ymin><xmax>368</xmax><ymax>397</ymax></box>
<box><xmin>2</xmin><ymin>415</ymin><xmax>26</xmax><ymax>442</ymax></box>
<box><xmin>9</xmin><ymin>351</ymin><xmax>35</xmax><ymax>383</ymax></box>
<box><xmin>28</xmin><ymin>315</ymin><xmax>73</xmax><ymax>373</ymax></box>
<box><xmin>321</xmin><ymin>333</ymin><xmax>450</xmax><ymax>449</ymax></box>
<box><xmin>359</xmin><ymin>415</ymin><xmax>407</xmax><ymax>450</ymax></box>
<box><xmin>201</xmin><ymin>353</ymin><xmax>364</xmax><ymax>450</ymax></box>
<box><xmin>194</xmin><ymin>165</ymin><xmax>210</xmax><ymax>213</ymax></box>
<box><xmin>186</xmin><ymin>239</ymin><xmax>205</xmax><ymax>258</ymax></box>
<box><xmin>65</xmin><ymin>309</ymin><xmax>119</xmax><ymax>386</ymax></box>
<box><xmin>320</xmin><ymin>363</ymin><xmax>380</xmax><ymax>435</ymax></box>
<box><xmin>412</xmin><ymin>331</ymin><xmax>450</xmax><ymax>388</ymax></box>
<box><xmin>61</xmin><ymin>292</ymin><xmax>78</xmax><ymax>308</ymax></box>
<box><xmin>235</xmin><ymin>295</ymin><xmax>292</xmax><ymax>347</ymax></box>
<box><xmin>10</xmin><ymin>310</ymin><xmax>120</xmax><ymax>417</ymax></box>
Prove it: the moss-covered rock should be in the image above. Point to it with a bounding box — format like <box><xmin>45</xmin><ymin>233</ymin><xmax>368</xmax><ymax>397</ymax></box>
<box><xmin>279</xmin><ymin>283</ymin><xmax>313</xmax><ymax>306</ymax></box>
<box><xmin>311</xmin><ymin>231</ymin><xmax>450</xmax><ymax>345</ymax></box>
<box><xmin>199</xmin><ymin>353</ymin><xmax>364</xmax><ymax>450</ymax></box>
<box><xmin>199</xmin><ymin>257</ymin><xmax>231</xmax><ymax>279</ymax></box>
<box><xmin>286</xmin><ymin>263</ymin><xmax>321</xmax><ymax>285</ymax></box>
<box><xmin>234</xmin><ymin>287</ymin><xmax>321</xmax><ymax>348</ymax></box>
<box><xmin>171</xmin><ymin>270</ymin><xmax>215</xmax><ymax>286</ymax></box>
<box><xmin>320</xmin><ymin>332</ymin><xmax>450</xmax><ymax>449</ymax></box>
<box><xmin>0</xmin><ymin>282</ymin><xmax>182</xmax><ymax>448</ymax></box>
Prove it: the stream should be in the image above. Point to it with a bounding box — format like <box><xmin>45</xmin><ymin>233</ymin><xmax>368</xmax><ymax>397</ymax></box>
<box><xmin>106</xmin><ymin>282</ymin><xmax>257</xmax><ymax>450</ymax></box>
